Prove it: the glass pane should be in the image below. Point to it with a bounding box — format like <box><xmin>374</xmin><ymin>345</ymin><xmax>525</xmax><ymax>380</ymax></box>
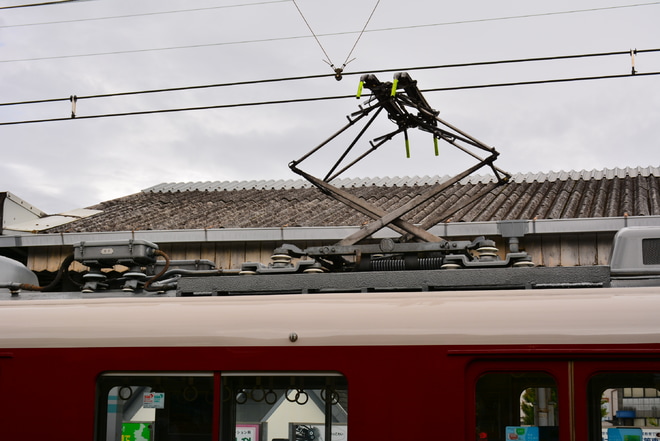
<box><xmin>222</xmin><ymin>374</ymin><xmax>348</xmax><ymax>441</ymax></box>
<box><xmin>98</xmin><ymin>374</ymin><xmax>214</xmax><ymax>441</ymax></box>
<box><xmin>589</xmin><ymin>373</ymin><xmax>660</xmax><ymax>441</ymax></box>
<box><xmin>476</xmin><ymin>372</ymin><xmax>558</xmax><ymax>441</ymax></box>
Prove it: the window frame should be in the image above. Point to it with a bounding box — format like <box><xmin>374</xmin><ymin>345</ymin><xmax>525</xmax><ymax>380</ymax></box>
<box><xmin>95</xmin><ymin>372</ymin><xmax>216</xmax><ymax>441</ymax></box>
<box><xmin>574</xmin><ymin>359</ymin><xmax>660</xmax><ymax>441</ymax></box>
<box><xmin>465</xmin><ymin>359</ymin><xmax>572</xmax><ymax>441</ymax></box>
<box><xmin>95</xmin><ymin>371</ymin><xmax>348</xmax><ymax>441</ymax></box>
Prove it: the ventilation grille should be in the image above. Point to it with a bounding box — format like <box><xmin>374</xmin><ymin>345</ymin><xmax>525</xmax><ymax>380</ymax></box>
<box><xmin>642</xmin><ymin>238</ymin><xmax>660</xmax><ymax>265</ymax></box>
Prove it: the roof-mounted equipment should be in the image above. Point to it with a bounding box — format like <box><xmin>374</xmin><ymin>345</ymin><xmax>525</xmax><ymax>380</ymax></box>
<box><xmin>285</xmin><ymin>72</ymin><xmax>530</xmax><ymax>273</ymax></box>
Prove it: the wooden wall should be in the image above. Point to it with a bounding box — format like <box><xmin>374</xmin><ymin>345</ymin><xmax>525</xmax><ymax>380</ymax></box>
<box><xmin>26</xmin><ymin>233</ymin><xmax>616</xmax><ymax>274</ymax></box>
<box><xmin>522</xmin><ymin>232</ymin><xmax>614</xmax><ymax>267</ymax></box>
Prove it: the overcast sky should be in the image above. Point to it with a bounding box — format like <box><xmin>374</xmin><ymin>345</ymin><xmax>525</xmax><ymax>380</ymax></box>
<box><xmin>1</xmin><ymin>0</ymin><xmax>659</xmax><ymax>214</ymax></box>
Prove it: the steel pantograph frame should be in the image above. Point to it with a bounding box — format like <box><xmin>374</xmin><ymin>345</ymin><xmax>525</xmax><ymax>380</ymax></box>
<box><xmin>289</xmin><ymin>72</ymin><xmax>511</xmax><ymax>246</ymax></box>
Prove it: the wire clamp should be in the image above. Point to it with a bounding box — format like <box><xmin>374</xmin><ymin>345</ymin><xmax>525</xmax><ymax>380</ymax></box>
<box><xmin>630</xmin><ymin>48</ymin><xmax>637</xmax><ymax>75</ymax></box>
<box><xmin>293</xmin><ymin>0</ymin><xmax>379</xmax><ymax>80</ymax></box>
<box><xmin>69</xmin><ymin>95</ymin><xmax>78</xmax><ymax>118</ymax></box>
<box><xmin>325</xmin><ymin>61</ymin><xmax>350</xmax><ymax>81</ymax></box>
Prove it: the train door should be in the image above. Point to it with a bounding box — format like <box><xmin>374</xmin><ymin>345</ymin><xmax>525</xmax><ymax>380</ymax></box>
<box><xmin>573</xmin><ymin>358</ymin><xmax>660</xmax><ymax>441</ymax></box>
<box><xmin>467</xmin><ymin>356</ymin><xmax>660</xmax><ymax>441</ymax></box>
<box><xmin>466</xmin><ymin>359</ymin><xmax>572</xmax><ymax>441</ymax></box>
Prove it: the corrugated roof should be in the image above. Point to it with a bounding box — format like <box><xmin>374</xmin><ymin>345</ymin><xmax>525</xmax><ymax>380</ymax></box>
<box><xmin>45</xmin><ymin>166</ymin><xmax>660</xmax><ymax>233</ymax></box>
<box><xmin>144</xmin><ymin>167</ymin><xmax>660</xmax><ymax>193</ymax></box>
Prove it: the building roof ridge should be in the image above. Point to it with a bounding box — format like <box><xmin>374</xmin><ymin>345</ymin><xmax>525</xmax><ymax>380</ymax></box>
<box><xmin>143</xmin><ymin>166</ymin><xmax>660</xmax><ymax>193</ymax></box>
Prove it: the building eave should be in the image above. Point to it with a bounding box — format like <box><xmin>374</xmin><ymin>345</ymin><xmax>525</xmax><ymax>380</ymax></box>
<box><xmin>1</xmin><ymin>215</ymin><xmax>659</xmax><ymax>249</ymax></box>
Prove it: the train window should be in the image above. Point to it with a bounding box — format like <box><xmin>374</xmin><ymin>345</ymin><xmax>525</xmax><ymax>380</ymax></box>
<box><xmin>476</xmin><ymin>372</ymin><xmax>559</xmax><ymax>441</ymax></box>
<box><xmin>221</xmin><ymin>373</ymin><xmax>348</xmax><ymax>441</ymax></box>
<box><xmin>96</xmin><ymin>373</ymin><xmax>214</xmax><ymax>441</ymax></box>
<box><xmin>588</xmin><ymin>372</ymin><xmax>660</xmax><ymax>441</ymax></box>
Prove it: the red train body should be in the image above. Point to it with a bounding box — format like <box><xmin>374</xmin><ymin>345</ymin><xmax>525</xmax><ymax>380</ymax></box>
<box><xmin>2</xmin><ymin>288</ymin><xmax>660</xmax><ymax>441</ymax></box>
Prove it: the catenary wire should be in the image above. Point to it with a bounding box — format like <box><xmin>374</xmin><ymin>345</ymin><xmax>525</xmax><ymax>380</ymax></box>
<box><xmin>363</xmin><ymin>48</ymin><xmax>660</xmax><ymax>75</ymax></box>
<box><xmin>291</xmin><ymin>0</ymin><xmax>334</xmax><ymax>67</ymax></box>
<box><xmin>369</xmin><ymin>1</ymin><xmax>660</xmax><ymax>32</ymax></box>
<box><xmin>3</xmin><ymin>0</ymin><xmax>658</xmax><ymax>28</ymax></box>
<box><xmin>3</xmin><ymin>1</ymin><xmax>658</xmax><ymax>28</ymax></box>
<box><xmin>292</xmin><ymin>0</ymin><xmax>380</xmax><ymax>71</ymax></box>
<box><xmin>0</xmin><ymin>0</ymin><xmax>291</xmax><ymax>27</ymax></box>
<box><xmin>342</xmin><ymin>0</ymin><xmax>380</xmax><ymax>67</ymax></box>
<box><xmin>2</xmin><ymin>2</ymin><xmax>659</xmax><ymax>62</ymax></box>
<box><xmin>0</xmin><ymin>0</ymin><xmax>88</xmax><ymax>9</ymax></box>
<box><xmin>2</xmin><ymin>48</ymin><xmax>658</xmax><ymax>107</ymax></box>
<box><xmin>1</xmin><ymin>70</ymin><xmax>659</xmax><ymax>126</ymax></box>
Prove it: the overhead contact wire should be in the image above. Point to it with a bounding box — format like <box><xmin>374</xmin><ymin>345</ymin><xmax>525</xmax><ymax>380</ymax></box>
<box><xmin>0</xmin><ymin>72</ymin><xmax>337</xmax><ymax>106</ymax></box>
<box><xmin>2</xmin><ymin>70</ymin><xmax>659</xmax><ymax>126</ymax></box>
<box><xmin>421</xmin><ymin>70</ymin><xmax>660</xmax><ymax>92</ymax></box>
<box><xmin>357</xmin><ymin>48</ymin><xmax>660</xmax><ymax>76</ymax></box>
<box><xmin>3</xmin><ymin>48</ymin><xmax>659</xmax><ymax>108</ymax></box>
<box><xmin>0</xmin><ymin>93</ymin><xmax>356</xmax><ymax>126</ymax></box>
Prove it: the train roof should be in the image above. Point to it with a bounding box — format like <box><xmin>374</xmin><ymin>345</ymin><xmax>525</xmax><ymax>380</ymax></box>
<box><xmin>1</xmin><ymin>287</ymin><xmax>659</xmax><ymax>349</ymax></box>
